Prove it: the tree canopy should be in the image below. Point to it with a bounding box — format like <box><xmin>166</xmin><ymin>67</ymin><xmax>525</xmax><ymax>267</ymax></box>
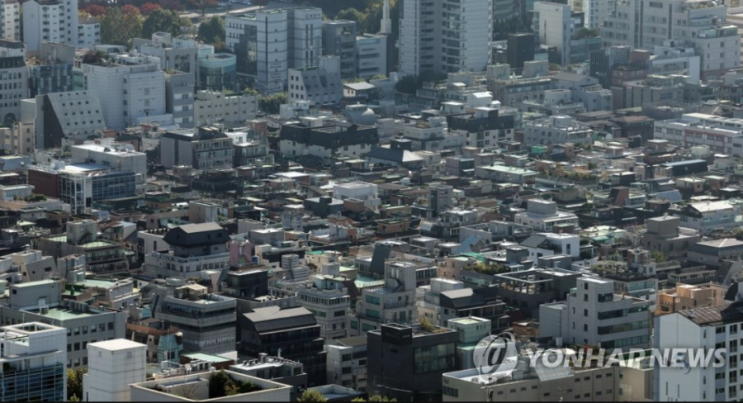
<box><xmin>197</xmin><ymin>16</ymin><xmax>225</xmax><ymax>44</ymax></box>
<box><xmin>142</xmin><ymin>9</ymin><xmax>191</xmax><ymax>38</ymax></box>
<box><xmin>101</xmin><ymin>7</ymin><xmax>143</xmax><ymax>47</ymax></box>
<box><xmin>298</xmin><ymin>389</ymin><xmax>328</xmax><ymax>402</ymax></box>
<box><xmin>259</xmin><ymin>92</ymin><xmax>288</xmax><ymax>114</ymax></box>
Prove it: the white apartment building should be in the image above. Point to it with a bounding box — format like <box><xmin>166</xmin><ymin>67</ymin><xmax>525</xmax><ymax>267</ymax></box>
<box><xmin>83</xmin><ymin>339</ymin><xmax>146</xmax><ymax>402</ymax></box>
<box><xmin>3</xmin><ymin>0</ymin><xmax>20</xmax><ymax>41</ymax></box>
<box><xmin>540</xmin><ymin>276</ymin><xmax>653</xmax><ymax>350</ymax></box>
<box><xmin>0</xmin><ymin>121</ymin><xmax>33</xmax><ymax>155</ymax></box>
<box><xmin>193</xmin><ymin>90</ymin><xmax>258</xmax><ymax>127</ymax></box>
<box><xmin>399</xmin><ymin>0</ymin><xmax>492</xmax><ymax>76</ymax></box>
<box><xmin>134</xmin><ymin>33</ymin><xmax>199</xmax><ymax>83</ymax></box>
<box><xmin>325</xmin><ymin>337</ymin><xmax>368</xmax><ymax>391</ymax></box>
<box><xmin>655</xmin><ymin>113</ymin><xmax>743</xmax><ymax>155</ymax></box>
<box><xmin>514</xmin><ymin>199</ymin><xmax>580</xmax><ymax>232</ymax></box>
<box><xmin>0</xmin><ymin>184</ymin><xmax>33</xmax><ymax>200</ymax></box>
<box><xmin>71</xmin><ymin>142</ymin><xmax>147</xmax><ymax>184</ymax></box>
<box><xmin>523</xmin><ymin>115</ymin><xmax>593</xmax><ymax>147</ymax></box>
<box><xmin>297</xmin><ymin>263</ymin><xmax>351</xmax><ymax>340</ymax></box>
<box><xmin>650</xmin><ymin>41</ymin><xmax>701</xmax><ymax>83</ymax></box>
<box><xmin>356</xmin><ymin>33</ymin><xmax>387</xmax><ymax>79</ymax></box>
<box><xmin>654</xmin><ymin>304</ymin><xmax>743</xmax><ymax>401</ymax></box>
<box><xmin>522</xmin><ymin>232</ymin><xmax>581</xmax><ymax>260</ymax></box>
<box><xmin>533</xmin><ymin>2</ymin><xmax>574</xmax><ymax>67</ymax></box>
<box><xmin>288</xmin><ymin>56</ymin><xmax>343</xmax><ymax>104</ymax></box>
<box><xmin>674</xmin><ymin>200</ymin><xmax>741</xmax><ymax>236</ymax></box>
<box><xmin>332</xmin><ymin>182</ymin><xmax>381</xmax><ymax>210</ymax></box>
<box><xmin>83</xmin><ymin>54</ymin><xmax>166</xmax><ymax>130</ymax></box>
<box><xmin>0</xmin><ymin>40</ymin><xmax>28</xmax><ymax>125</ymax></box>
<box><xmin>570</xmin><ymin>0</ymin><xmax>612</xmax><ymax>28</ymax></box>
<box><xmin>350</xmin><ymin>261</ymin><xmax>418</xmax><ymax>335</ymax></box>
<box><xmin>602</xmin><ymin>0</ymin><xmax>740</xmax><ymax>79</ymax></box>
<box><xmin>77</xmin><ymin>18</ymin><xmax>100</xmax><ymax>49</ymax></box>
<box><xmin>23</xmin><ymin>0</ymin><xmax>79</xmax><ymax>51</ymax></box>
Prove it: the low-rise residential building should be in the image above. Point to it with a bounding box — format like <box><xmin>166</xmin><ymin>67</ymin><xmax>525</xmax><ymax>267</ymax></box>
<box><xmin>672</xmin><ymin>200</ymin><xmax>741</xmax><ymax>236</ymax></box>
<box><xmin>514</xmin><ymin>199</ymin><xmax>580</xmax><ymax>233</ymax></box>
<box><xmin>279</xmin><ymin>117</ymin><xmax>378</xmax><ymax>161</ymax></box>
<box><xmin>160</xmin><ymin>127</ymin><xmax>234</xmax><ymax>170</ymax></box>
<box><xmin>523</xmin><ymin>115</ymin><xmax>593</xmax><ymax>147</ymax></box>
<box><xmin>325</xmin><ymin>336</ymin><xmax>368</xmax><ymax>390</ymax></box>
<box><xmin>540</xmin><ymin>276</ymin><xmax>652</xmax><ymax>350</ymax></box>
<box><xmin>144</xmin><ymin>222</ymin><xmax>230</xmax><ymax>280</ymax></box>
<box><xmin>0</xmin><ymin>279</ymin><xmax>126</xmax><ymax>369</ymax></box>
<box><xmin>151</xmin><ymin>281</ymin><xmax>237</xmax><ymax>354</ymax></box>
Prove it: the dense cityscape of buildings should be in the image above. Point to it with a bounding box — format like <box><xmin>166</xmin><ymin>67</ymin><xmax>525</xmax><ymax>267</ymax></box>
<box><xmin>1</xmin><ymin>0</ymin><xmax>743</xmax><ymax>401</ymax></box>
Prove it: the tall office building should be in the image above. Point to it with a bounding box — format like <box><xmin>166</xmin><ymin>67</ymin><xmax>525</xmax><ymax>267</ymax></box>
<box><xmin>226</xmin><ymin>7</ymin><xmax>322</xmax><ymax>94</ymax></box>
<box><xmin>23</xmin><ymin>0</ymin><xmax>79</xmax><ymax>51</ymax></box>
<box><xmin>82</xmin><ymin>53</ymin><xmax>166</xmax><ymax>130</ymax></box>
<box><xmin>569</xmin><ymin>0</ymin><xmax>612</xmax><ymax>28</ymax></box>
<box><xmin>601</xmin><ymin>0</ymin><xmax>739</xmax><ymax>80</ymax></box>
<box><xmin>533</xmin><ymin>2</ymin><xmax>575</xmax><ymax>67</ymax></box>
<box><xmin>322</xmin><ymin>20</ymin><xmax>358</xmax><ymax>79</ymax></box>
<box><xmin>287</xmin><ymin>8</ymin><xmax>322</xmax><ymax>70</ymax></box>
<box><xmin>398</xmin><ymin>0</ymin><xmax>492</xmax><ymax>76</ymax></box>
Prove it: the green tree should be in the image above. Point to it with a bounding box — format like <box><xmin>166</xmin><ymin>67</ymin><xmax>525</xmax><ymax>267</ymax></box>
<box><xmin>259</xmin><ymin>92</ymin><xmax>288</xmax><ymax>114</ymax></box>
<box><xmin>67</xmin><ymin>368</ymin><xmax>87</xmax><ymax>400</ymax></box>
<box><xmin>243</xmin><ymin>87</ymin><xmax>259</xmax><ymax>96</ymax></box>
<box><xmin>335</xmin><ymin>8</ymin><xmax>365</xmax><ymax>24</ymax></box>
<box><xmin>651</xmin><ymin>250</ymin><xmax>667</xmax><ymax>263</ymax></box>
<box><xmin>142</xmin><ymin>9</ymin><xmax>190</xmax><ymax>39</ymax></box>
<box><xmin>208</xmin><ymin>370</ymin><xmax>230</xmax><ymax>398</ymax></box>
<box><xmin>298</xmin><ymin>389</ymin><xmax>328</xmax><ymax>402</ymax></box>
<box><xmin>369</xmin><ymin>396</ymin><xmax>397</xmax><ymax>402</ymax></box>
<box><xmin>191</xmin><ymin>0</ymin><xmax>217</xmax><ymax>16</ymax></box>
<box><xmin>101</xmin><ymin>7</ymin><xmax>143</xmax><ymax>47</ymax></box>
<box><xmin>69</xmin><ymin>395</ymin><xmax>81</xmax><ymax>402</ymax></box>
<box><xmin>197</xmin><ymin>16</ymin><xmax>225</xmax><ymax>44</ymax></box>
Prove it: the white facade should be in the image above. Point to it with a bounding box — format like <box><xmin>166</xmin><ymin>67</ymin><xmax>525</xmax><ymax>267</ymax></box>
<box><xmin>0</xmin><ymin>41</ymin><xmax>28</xmax><ymax>125</ymax></box>
<box><xmin>602</xmin><ymin>0</ymin><xmax>739</xmax><ymax>79</ymax></box>
<box><xmin>654</xmin><ymin>308</ymin><xmax>740</xmax><ymax>402</ymax></box>
<box><xmin>77</xmin><ymin>18</ymin><xmax>100</xmax><ymax>49</ymax></box>
<box><xmin>83</xmin><ymin>339</ymin><xmax>146</xmax><ymax>402</ymax></box>
<box><xmin>655</xmin><ymin>113</ymin><xmax>743</xmax><ymax>155</ymax></box>
<box><xmin>287</xmin><ymin>8</ymin><xmax>322</xmax><ymax>69</ymax></box>
<box><xmin>3</xmin><ymin>1</ymin><xmax>20</xmax><ymax>41</ymax></box>
<box><xmin>0</xmin><ymin>323</ymin><xmax>67</xmax><ymax>398</ymax></box>
<box><xmin>71</xmin><ymin>142</ymin><xmax>147</xmax><ymax>184</ymax></box>
<box><xmin>288</xmin><ymin>56</ymin><xmax>343</xmax><ymax>104</ymax></box>
<box><xmin>0</xmin><ymin>121</ymin><xmax>33</xmax><ymax>155</ymax></box>
<box><xmin>399</xmin><ymin>0</ymin><xmax>492</xmax><ymax>76</ymax></box>
<box><xmin>23</xmin><ymin>0</ymin><xmax>78</xmax><ymax>51</ymax></box>
<box><xmin>226</xmin><ymin>10</ymin><xmax>288</xmax><ymax>94</ymax></box>
<box><xmin>333</xmin><ymin>182</ymin><xmax>380</xmax><ymax>209</ymax></box>
<box><xmin>356</xmin><ymin>33</ymin><xmax>387</xmax><ymax>79</ymax></box>
<box><xmin>523</xmin><ymin>115</ymin><xmax>593</xmax><ymax>146</ymax></box>
<box><xmin>193</xmin><ymin>90</ymin><xmax>258</xmax><ymax>127</ymax></box>
<box><xmin>0</xmin><ymin>184</ymin><xmax>33</xmax><ymax>200</ymax></box>
<box><xmin>83</xmin><ymin>54</ymin><xmax>166</xmax><ymax>130</ymax></box>
<box><xmin>514</xmin><ymin>199</ymin><xmax>580</xmax><ymax>232</ymax></box>
<box><xmin>533</xmin><ymin>2</ymin><xmax>573</xmax><ymax>67</ymax></box>
<box><xmin>540</xmin><ymin>277</ymin><xmax>653</xmax><ymax>350</ymax></box>
<box><xmin>570</xmin><ymin>0</ymin><xmax>612</xmax><ymax>28</ymax></box>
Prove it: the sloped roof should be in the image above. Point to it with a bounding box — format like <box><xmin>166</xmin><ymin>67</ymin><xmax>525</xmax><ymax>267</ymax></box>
<box><xmin>243</xmin><ymin>306</ymin><xmax>318</xmax><ymax>333</ymax></box>
<box><xmin>163</xmin><ymin>222</ymin><xmax>229</xmax><ymax>247</ymax></box>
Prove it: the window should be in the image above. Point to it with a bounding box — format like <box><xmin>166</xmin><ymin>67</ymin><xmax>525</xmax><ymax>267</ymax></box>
<box><xmin>443</xmin><ymin>386</ymin><xmax>458</xmax><ymax>398</ymax></box>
